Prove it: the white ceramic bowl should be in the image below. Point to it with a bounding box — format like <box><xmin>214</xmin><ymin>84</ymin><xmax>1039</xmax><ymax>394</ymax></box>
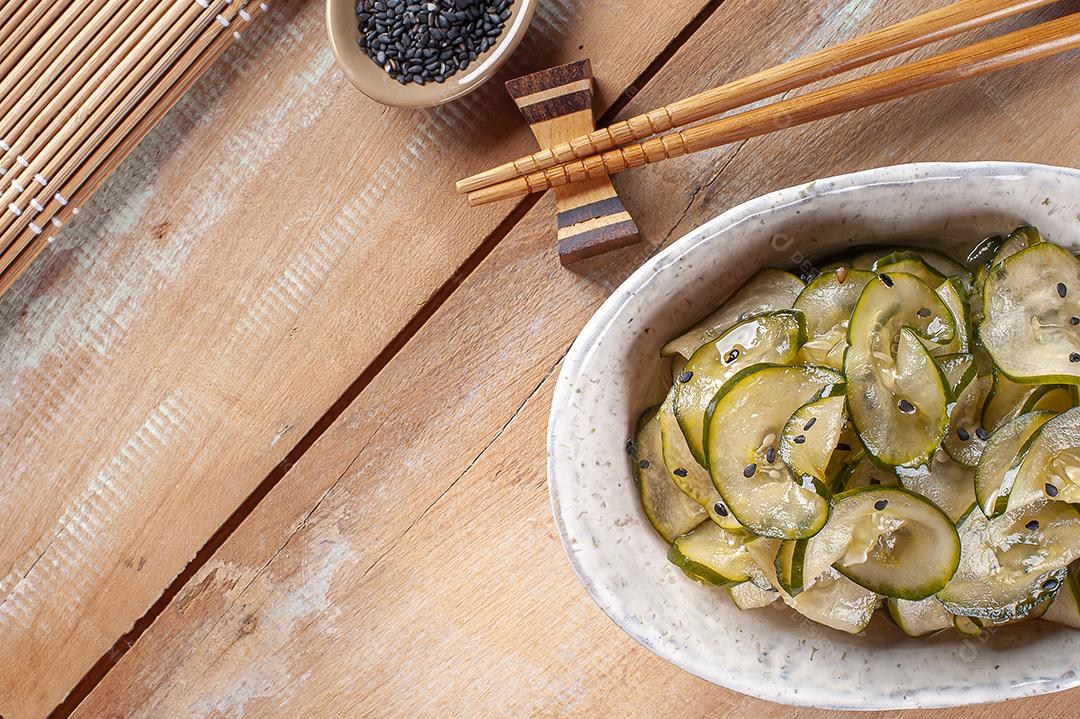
<box><xmin>548</xmin><ymin>162</ymin><xmax>1080</xmax><ymax>710</ymax></box>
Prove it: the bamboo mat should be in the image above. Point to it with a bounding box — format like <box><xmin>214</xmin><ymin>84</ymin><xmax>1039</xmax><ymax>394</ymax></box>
<box><xmin>0</xmin><ymin>0</ymin><xmax>271</xmax><ymax>296</ymax></box>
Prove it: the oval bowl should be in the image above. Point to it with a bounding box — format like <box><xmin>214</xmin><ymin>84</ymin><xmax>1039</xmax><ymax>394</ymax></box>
<box><xmin>327</xmin><ymin>0</ymin><xmax>536</xmax><ymax>108</ymax></box>
<box><xmin>547</xmin><ymin>162</ymin><xmax>1080</xmax><ymax>710</ymax></box>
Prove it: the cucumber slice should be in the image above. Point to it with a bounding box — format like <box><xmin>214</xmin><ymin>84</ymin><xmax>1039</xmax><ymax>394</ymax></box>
<box><xmin>727</xmin><ymin>580</ymin><xmax>780</xmax><ymax>610</ymax></box>
<box><xmin>936</xmin><ymin>353</ymin><xmax>978</xmax><ymax>397</ymax></box>
<box><xmin>667</xmin><ymin>522</ymin><xmax>754</xmax><ymax>587</ymax></box>
<box><xmin>1042</xmin><ymin>561</ymin><xmax>1080</xmax><ymax>628</ymax></box>
<box><xmin>983</xmin><ymin>369</ymin><xmax>1038</xmax><ymax>432</ymax></box>
<box><xmin>745</xmin><ymin>536</ymin><xmax>877</xmax><ymax>633</ymax></box>
<box><xmin>1007</xmin><ymin>407</ymin><xmax>1080</xmax><ymax>509</ymax></box>
<box><xmin>658</xmin><ymin>393</ymin><xmax>741</xmax><ymax>529</ymax></box>
<box><xmin>836</xmin><ymin>458</ymin><xmax>900</xmax><ymax>493</ymax></box>
<box><xmin>874</xmin><ymin>251</ymin><xmax>947</xmax><ymax>287</ymax></box>
<box><xmin>921</xmin><ymin>250</ymin><xmax>972</xmax><ymax>285</ymax></box>
<box><xmin>796</xmin><ymin>486</ymin><xmax>961</xmax><ymax>600</ymax></box>
<box><xmin>845</xmin><ymin>273</ymin><xmax>954</xmax><ymax>468</ymax></box>
<box><xmin>779</xmin><ymin>394</ymin><xmax>847</xmax><ymax>486</ymax></box>
<box><xmin>850</xmin><ymin>248</ymin><xmax>893</xmax><ymax>270</ymax></box>
<box><xmin>704</xmin><ymin>365</ymin><xmax>842</xmax><ymax>539</ymax></box>
<box><xmin>662</xmin><ymin>270</ymin><xmax>804</xmax><ymax>358</ymax></box>
<box><xmin>979</xmin><ymin>242</ymin><xmax>1080</xmax><ymax>385</ymax></box>
<box><xmin>937</xmin><ymin>499</ymin><xmax>1080</xmax><ymax>621</ymax></box>
<box><xmin>975</xmin><ymin>411</ymin><xmax>1056</xmax><ymax>518</ymax></box>
<box><xmin>895</xmin><ymin>450</ymin><xmax>977</xmax><ymax>523</ymax></box>
<box><xmin>634</xmin><ymin>407</ymin><xmax>706</xmax><ymax>542</ymax></box>
<box><xmin>934</xmin><ymin>278</ymin><xmax>972</xmax><ymax>355</ymax></box>
<box><xmin>673</xmin><ymin>311</ymin><xmax>805</xmax><ymax>464</ymax></box>
<box><xmin>942</xmin><ymin>374</ymin><xmax>992</xmax><ymax>468</ymax></box>
<box><xmin>1023</xmin><ymin>385</ymin><xmax>1078</xmax><ymax>414</ymax></box>
<box><xmin>888</xmin><ymin>597</ymin><xmax>952</xmax><ymax>637</ymax></box>
<box><xmin>793</xmin><ymin>269</ymin><xmax>874</xmax><ymax>368</ymax></box>
<box><xmin>953</xmin><ymin>614</ymin><xmax>985</xmax><ymax>636</ymax></box>
<box><xmin>774</xmin><ymin>539</ymin><xmax>807</xmax><ymax>596</ymax></box>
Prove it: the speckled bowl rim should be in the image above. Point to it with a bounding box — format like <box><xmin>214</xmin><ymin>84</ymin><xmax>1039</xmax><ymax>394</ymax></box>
<box><xmin>548</xmin><ymin>161</ymin><xmax>1080</xmax><ymax>710</ymax></box>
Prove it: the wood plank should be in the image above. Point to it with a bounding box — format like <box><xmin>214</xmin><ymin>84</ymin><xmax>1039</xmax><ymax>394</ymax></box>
<box><xmin>0</xmin><ymin>0</ymin><xmax>717</xmax><ymax>715</ymax></box>
<box><xmin>73</xmin><ymin>0</ymin><xmax>1080</xmax><ymax>715</ymax></box>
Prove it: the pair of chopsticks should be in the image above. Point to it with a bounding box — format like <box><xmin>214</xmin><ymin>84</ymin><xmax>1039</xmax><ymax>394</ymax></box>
<box><xmin>457</xmin><ymin>0</ymin><xmax>1080</xmax><ymax>206</ymax></box>
<box><xmin>0</xmin><ymin>0</ymin><xmax>270</xmax><ymax>296</ymax></box>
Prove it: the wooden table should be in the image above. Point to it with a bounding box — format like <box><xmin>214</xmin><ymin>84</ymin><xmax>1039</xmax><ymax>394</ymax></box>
<box><xmin>2</xmin><ymin>0</ymin><xmax>1079</xmax><ymax>716</ymax></box>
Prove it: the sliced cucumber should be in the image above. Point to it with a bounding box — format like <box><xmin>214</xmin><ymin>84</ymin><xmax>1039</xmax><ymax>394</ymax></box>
<box><xmin>895</xmin><ymin>450</ymin><xmax>977</xmax><ymax>523</ymax></box>
<box><xmin>874</xmin><ymin>250</ymin><xmax>947</xmax><ymax>287</ymax></box>
<box><xmin>835</xmin><ymin>457</ymin><xmax>900</xmax><ymax>493</ymax></box>
<box><xmin>1042</xmin><ymin>561</ymin><xmax>1080</xmax><ymax>628</ymax></box>
<box><xmin>658</xmin><ymin>393</ymin><xmax>741</xmax><ymax>529</ymax></box>
<box><xmin>727</xmin><ymin>580</ymin><xmax>780</xmax><ymax>610</ymax></box>
<box><xmin>779</xmin><ymin>394</ymin><xmax>846</xmax><ymax>487</ymax></box>
<box><xmin>705</xmin><ymin>365</ymin><xmax>842</xmax><ymax>539</ymax></box>
<box><xmin>888</xmin><ymin>597</ymin><xmax>952</xmax><ymax>637</ymax></box>
<box><xmin>662</xmin><ymin>270</ymin><xmax>804</xmax><ymax>358</ymax></box>
<box><xmin>634</xmin><ymin>406</ymin><xmax>706</xmax><ymax>542</ymax></box>
<box><xmin>953</xmin><ymin>614</ymin><xmax>985</xmax><ymax>636</ymax></box>
<box><xmin>1023</xmin><ymin>385</ymin><xmax>1078</xmax><ymax>414</ymax></box>
<box><xmin>983</xmin><ymin>369</ymin><xmax>1038</xmax><ymax>433</ymax></box>
<box><xmin>845</xmin><ymin>273</ymin><xmax>954</xmax><ymax>468</ymax></box>
<box><xmin>921</xmin><ymin>250</ymin><xmax>972</xmax><ymax>285</ymax></box>
<box><xmin>975</xmin><ymin>411</ymin><xmax>1055</xmax><ymax>518</ymax></box>
<box><xmin>793</xmin><ymin>269</ymin><xmax>874</xmax><ymax>368</ymax></box>
<box><xmin>795</xmin><ymin>486</ymin><xmax>960</xmax><ymax>600</ymax></box>
<box><xmin>850</xmin><ymin>248</ymin><xmax>892</xmax><ymax>270</ymax></box>
<box><xmin>979</xmin><ymin>242</ymin><xmax>1080</xmax><ymax>385</ymax></box>
<box><xmin>937</xmin><ymin>499</ymin><xmax>1080</xmax><ymax>621</ymax></box>
<box><xmin>673</xmin><ymin>311</ymin><xmax>805</xmax><ymax>464</ymax></box>
<box><xmin>774</xmin><ymin>539</ymin><xmax>807</xmax><ymax>596</ymax></box>
<box><xmin>942</xmin><ymin>374</ymin><xmax>991</xmax><ymax>468</ymax></box>
<box><xmin>745</xmin><ymin>536</ymin><xmax>877</xmax><ymax>633</ymax></box>
<box><xmin>1007</xmin><ymin>407</ymin><xmax>1080</xmax><ymax>509</ymax></box>
<box><xmin>936</xmin><ymin>353</ymin><xmax>978</xmax><ymax>397</ymax></box>
<box><xmin>934</xmin><ymin>278</ymin><xmax>972</xmax><ymax>355</ymax></box>
<box><xmin>667</xmin><ymin>522</ymin><xmax>754</xmax><ymax>587</ymax></box>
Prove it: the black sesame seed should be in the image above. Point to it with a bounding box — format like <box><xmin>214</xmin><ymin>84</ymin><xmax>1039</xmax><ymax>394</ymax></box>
<box><xmin>898</xmin><ymin>399</ymin><xmax>916</xmax><ymax>414</ymax></box>
<box><xmin>1058</xmin><ymin>282</ymin><xmax>1068</xmax><ymax>298</ymax></box>
<box><xmin>957</xmin><ymin>427</ymin><xmax>971</xmax><ymax>442</ymax></box>
<box><xmin>976</xmin><ymin>427</ymin><xmax>990</xmax><ymax>442</ymax></box>
<box><xmin>803</xmin><ymin>417</ymin><xmax>817</xmax><ymax>431</ymax></box>
<box><xmin>673</xmin><ymin>467</ymin><xmax>688</xmax><ymax>478</ymax></box>
<box><xmin>1070</xmin><ymin>352</ymin><xmax>1080</xmax><ymax>364</ymax></box>
<box><xmin>638</xmin><ymin>459</ymin><xmax>650</xmax><ymax>470</ymax></box>
<box><xmin>837</xmin><ymin>443</ymin><xmax>852</xmax><ymax>452</ymax></box>
<box><xmin>793</xmin><ymin>435</ymin><xmax>806</xmax><ymax>444</ymax></box>
<box><xmin>743</xmin><ymin>463</ymin><xmax>757</xmax><ymax>478</ymax></box>
<box><xmin>1043</xmin><ymin>577</ymin><xmax>1060</xmax><ymax>592</ymax></box>
<box><xmin>1072</xmin><ymin>316</ymin><xmax>1080</xmax><ymax>326</ymax></box>
<box><xmin>625</xmin><ymin>439</ymin><xmax>636</xmax><ymax>455</ymax></box>
<box><xmin>765</xmin><ymin>446</ymin><xmax>776</xmax><ymax>463</ymax></box>
<box><xmin>917</xmin><ymin>307</ymin><xmax>931</xmax><ymax>318</ymax></box>
<box><xmin>874</xmin><ymin>499</ymin><xmax>889</xmax><ymax>511</ymax></box>
<box><xmin>1046</xmin><ymin>482</ymin><xmax>1060</xmax><ymax>497</ymax></box>
<box><xmin>724</xmin><ymin>349</ymin><xmax>740</xmax><ymax>364</ymax></box>
<box><xmin>880</xmin><ymin>273</ymin><xmax>894</xmax><ymax>287</ymax></box>
<box><xmin>714</xmin><ymin>502</ymin><xmax>729</xmax><ymax>517</ymax></box>
<box><xmin>870</xmin><ymin>478</ymin><xmax>881</xmax><ymax>485</ymax></box>
<box><xmin>1026</xmin><ymin>520</ymin><xmax>1040</xmax><ymax>532</ymax></box>
<box><xmin>678</xmin><ymin>371</ymin><xmax>694</xmax><ymax>384</ymax></box>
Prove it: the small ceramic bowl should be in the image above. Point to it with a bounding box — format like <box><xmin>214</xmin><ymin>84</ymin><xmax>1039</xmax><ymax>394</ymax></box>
<box><xmin>548</xmin><ymin>162</ymin><xmax>1080</xmax><ymax>710</ymax></box>
<box><xmin>326</xmin><ymin>0</ymin><xmax>536</xmax><ymax>108</ymax></box>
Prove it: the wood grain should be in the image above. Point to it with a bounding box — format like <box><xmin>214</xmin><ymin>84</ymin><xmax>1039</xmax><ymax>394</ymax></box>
<box><xmin>0</xmin><ymin>1</ymin><xmax>715</xmax><ymax>716</ymax></box>
<box><xmin>71</xmin><ymin>0</ymin><xmax>1080</xmax><ymax>716</ymax></box>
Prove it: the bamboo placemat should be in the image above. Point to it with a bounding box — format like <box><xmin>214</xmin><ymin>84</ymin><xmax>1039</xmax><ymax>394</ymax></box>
<box><xmin>0</xmin><ymin>0</ymin><xmax>272</xmax><ymax>296</ymax></box>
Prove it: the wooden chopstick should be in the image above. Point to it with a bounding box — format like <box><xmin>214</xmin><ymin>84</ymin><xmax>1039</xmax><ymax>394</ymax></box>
<box><xmin>456</xmin><ymin>0</ymin><xmax>1059</xmax><ymax>195</ymax></box>
<box><xmin>467</xmin><ymin>11</ymin><xmax>1080</xmax><ymax>206</ymax></box>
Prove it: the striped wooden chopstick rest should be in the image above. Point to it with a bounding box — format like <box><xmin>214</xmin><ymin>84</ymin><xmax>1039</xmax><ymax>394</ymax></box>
<box><xmin>505</xmin><ymin>60</ymin><xmax>640</xmax><ymax>265</ymax></box>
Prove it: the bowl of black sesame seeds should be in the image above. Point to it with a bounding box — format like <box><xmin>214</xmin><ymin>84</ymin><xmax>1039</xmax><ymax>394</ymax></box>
<box><xmin>328</xmin><ymin>0</ymin><xmax>535</xmax><ymax>107</ymax></box>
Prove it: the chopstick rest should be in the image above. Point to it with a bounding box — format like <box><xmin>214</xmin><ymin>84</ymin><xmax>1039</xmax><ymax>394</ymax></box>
<box><xmin>505</xmin><ymin>60</ymin><xmax>640</xmax><ymax>265</ymax></box>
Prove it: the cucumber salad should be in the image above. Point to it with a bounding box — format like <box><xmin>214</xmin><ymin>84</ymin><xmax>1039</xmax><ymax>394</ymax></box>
<box><xmin>633</xmin><ymin>227</ymin><xmax>1080</xmax><ymax>635</ymax></box>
